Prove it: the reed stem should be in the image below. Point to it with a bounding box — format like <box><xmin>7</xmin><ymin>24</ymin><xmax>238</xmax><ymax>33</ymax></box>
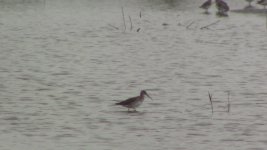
<box><xmin>121</xmin><ymin>7</ymin><xmax>126</xmax><ymax>32</ymax></box>
<box><xmin>129</xmin><ymin>16</ymin><xmax>133</xmax><ymax>31</ymax></box>
<box><xmin>208</xmin><ymin>92</ymin><xmax>214</xmax><ymax>114</ymax></box>
<box><xmin>200</xmin><ymin>20</ymin><xmax>220</xmax><ymax>29</ymax></box>
<box><xmin>227</xmin><ymin>91</ymin><xmax>231</xmax><ymax>113</ymax></box>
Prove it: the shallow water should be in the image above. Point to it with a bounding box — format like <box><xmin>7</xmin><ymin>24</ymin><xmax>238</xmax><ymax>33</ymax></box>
<box><xmin>0</xmin><ymin>0</ymin><xmax>267</xmax><ymax>150</ymax></box>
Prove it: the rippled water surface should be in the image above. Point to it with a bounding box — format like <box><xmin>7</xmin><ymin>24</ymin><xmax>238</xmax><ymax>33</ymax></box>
<box><xmin>0</xmin><ymin>0</ymin><xmax>267</xmax><ymax>150</ymax></box>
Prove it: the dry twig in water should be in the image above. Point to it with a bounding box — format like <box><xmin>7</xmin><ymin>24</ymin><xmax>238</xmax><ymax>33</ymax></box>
<box><xmin>227</xmin><ymin>91</ymin><xmax>231</xmax><ymax>113</ymax></box>
<box><xmin>200</xmin><ymin>20</ymin><xmax>220</xmax><ymax>30</ymax></box>
<box><xmin>186</xmin><ymin>21</ymin><xmax>194</xmax><ymax>29</ymax></box>
<box><xmin>121</xmin><ymin>7</ymin><xmax>126</xmax><ymax>32</ymax></box>
<box><xmin>128</xmin><ymin>16</ymin><xmax>133</xmax><ymax>31</ymax></box>
<box><xmin>108</xmin><ymin>24</ymin><xmax>119</xmax><ymax>30</ymax></box>
<box><xmin>208</xmin><ymin>92</ymin><xmax>214</xmax><ymax>114</ymax></box>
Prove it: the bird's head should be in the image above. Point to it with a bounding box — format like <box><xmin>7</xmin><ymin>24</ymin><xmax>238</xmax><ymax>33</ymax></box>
<box><xmin>141</xmin><ymin>90</ymin><xmax>152</xmax><ymax>100</ymax></box>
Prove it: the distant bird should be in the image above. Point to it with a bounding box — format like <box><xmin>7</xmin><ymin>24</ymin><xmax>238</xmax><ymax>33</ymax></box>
<box><xmin>257</xmin><ymin>0</ymin><xmax>267</xmax><ymax>9</ymax></box>
<box><xmin>215</xmin><ymin>0</ymin><xmax>230</xmax><ymax>16</ymax></box>
<box><xmin>200</xmin><ymin>0</ymin><xmax>212</xmax><ymax>14</ymax></box>
<box><xmin>246</xmin><ymin>0</ymin><xmax>254</xmax><ymax>7</ymax></box>
<box><xmin>115</xmin><ymin>90</ymin><xmax>152</xmax><ymax>112</ymax></box>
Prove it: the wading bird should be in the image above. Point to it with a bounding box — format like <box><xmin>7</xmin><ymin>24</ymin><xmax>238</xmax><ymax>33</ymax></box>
<box><xmin>216</xmin><ymin>0</ymin><xmax>230</xmax><ymax>16</ymax></box>
<box><xmin>115</xmin><ymin>90</ymin><xmax>152</xmax><ymax>112</ymax></box>
<box><xmin>200</xmin><ymin>0</ymin><xmax>212</xmax><ymax>14</ymax></box>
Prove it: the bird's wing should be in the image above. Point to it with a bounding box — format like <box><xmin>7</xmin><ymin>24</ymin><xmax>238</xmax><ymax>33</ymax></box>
<box><xmin>200</xmin><ymin>1</ymin><xmax>209</xmax><ymax>8</ymax></box>
<box><xmin>223</xmin><ymin>2</ymin><xmax>230</xmax><ymax>11</ymax></box>
<box><xmin>115</xmin><ymin>96</ymin><xmax>138</xmax><ymax>105</ymax></box>
<box><xmin>220</xmin><ymin>1</ymin><xmax>229</xmax><ymax>11</ymax></box>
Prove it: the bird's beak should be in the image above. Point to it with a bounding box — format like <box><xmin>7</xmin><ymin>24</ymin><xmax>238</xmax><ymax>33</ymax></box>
<box><xmin>146</xmin><ymin>93</ymin><xmax>153</xmax><ymax>100</ymax></box>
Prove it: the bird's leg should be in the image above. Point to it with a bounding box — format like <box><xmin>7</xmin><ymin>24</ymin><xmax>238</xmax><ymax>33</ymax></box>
<box><xmin>128</xmin><ymin>108</ymin><xmax>130</xmax><ymax>112</ymax></box>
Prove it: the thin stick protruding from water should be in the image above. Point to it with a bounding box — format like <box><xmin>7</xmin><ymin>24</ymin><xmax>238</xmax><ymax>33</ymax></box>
<box><xmin>186</xmin><ymin>21</ymin><xmax>194</xmax><ymax>29</ymax></box>
<box><xmin>128</xmin><ymin>16</ymin><xmax>133</xmax><ymax>31</ymax></box>
<box><xmin>121</xmin><ymin>7</ymin><xmax>126</xmax><ymax>32</ymax></box>
<box><xmin>200</xmin><ymin>20</ymin><xmax>220</xmax><ymax>30</ymax></box>
<box><xmin>227</xmin><ymin>91</ymin><xmax>231</xmax><ymax>113</ymax></box>
<box><xmin>108</xmin><ymin>24</ymin><xmax>119</xmax><ymax>30</ymax></box>
<box><xmin>140</xmin><ymin>11</ymin><xmax>142</xmax><ymax>18</ymax></box>
<box><xmin>208</xmin><ymin>92</ymin><xmax>214</xmax><ymax>114</ymax></box>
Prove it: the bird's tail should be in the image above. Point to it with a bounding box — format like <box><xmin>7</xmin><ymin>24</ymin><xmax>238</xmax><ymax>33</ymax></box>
<box><xmin>112</xmin><ymin>100</ymin><xmax>121</xmax><ymax>105</ymax></box>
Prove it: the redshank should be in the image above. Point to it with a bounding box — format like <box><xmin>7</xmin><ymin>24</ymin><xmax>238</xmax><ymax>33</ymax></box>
<box><xmin>115</xmin><ymin>90</ymin><xmax>152</xmax><ymax>112</ymax></box>
<box><xmin>200</xmin><ymin>0</ymin><xmax>212</xmax><ymax>14</ymax></box>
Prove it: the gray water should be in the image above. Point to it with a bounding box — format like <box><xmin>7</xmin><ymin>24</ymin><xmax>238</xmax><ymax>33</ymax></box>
<box><xmin>0</xmin><ymin>0</ymin><xmax>267</xmax><ymax>149</ymax></box>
